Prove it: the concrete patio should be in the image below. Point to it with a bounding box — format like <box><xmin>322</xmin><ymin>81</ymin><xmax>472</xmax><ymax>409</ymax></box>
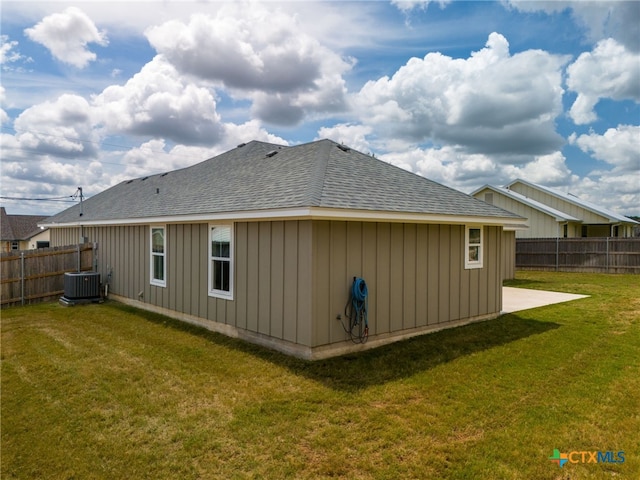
<box><xmin>502</xmin><ymin>287</ymin><xmax>589</xmax><ymax>314</ymax></box>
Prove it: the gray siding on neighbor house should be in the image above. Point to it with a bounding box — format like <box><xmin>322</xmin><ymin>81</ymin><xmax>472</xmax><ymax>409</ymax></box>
<box><xmin>51</xmin><ymin>220</ymin><xmax>503</xmax><ymax>352</ymax></box>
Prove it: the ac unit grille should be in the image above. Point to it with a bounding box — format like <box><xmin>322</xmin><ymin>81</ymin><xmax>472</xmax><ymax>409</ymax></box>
<box><xmin>63</xmin><ymin>272</ymin><xmax>101</xmax><ymax>299</ymax></box>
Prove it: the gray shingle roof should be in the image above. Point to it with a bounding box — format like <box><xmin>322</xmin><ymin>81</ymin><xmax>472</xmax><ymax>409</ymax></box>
<box><xmin>45</xmin><ymin>139</ymin><xmax>522</xmax><ymax>224</ymax></box>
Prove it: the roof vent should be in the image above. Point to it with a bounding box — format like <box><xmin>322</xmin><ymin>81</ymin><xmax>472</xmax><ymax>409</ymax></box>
<box><xmin>265</xmin><ymin>150</ymin><xmax>279</xmax><ymax>158</ymax></box>
<box><xmin>161</xmin><ymin>172</ymin><xmax>168</xmax><ymax>177</ymax></box>
<box><xmin>237</xmin><ymin>143</ymin><xmax>246</xmax><ymax>148</ymax></box>
<box><xmin>141</xmin><ymin>176</ymin><xmax>148</xmax><ymax>181</ymax></box>
<box><xmin>337</xmin><ymin>144</ymin><xmax>350</xmax><ymax>152</ymax></box>
<box><xmin>126</xmin><ymin>180</ymin><xmax>134</xmax><ymax>184</ymax></box>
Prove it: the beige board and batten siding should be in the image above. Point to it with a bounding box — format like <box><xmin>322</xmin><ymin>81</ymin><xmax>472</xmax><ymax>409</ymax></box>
<box><xmin>311</xmin><ymin>221</ymin><xmax>502</xmax><ymax>348</ymax></box>
<box><xmin>51</xmin><ymin>220</ymin><xmax>503</xmax><ymax>356</ymax></box>
<box><xmin>501</xmin><ymin>230</ymin><xmax>516</xmax><ymax>280</ymax></box>
<box><xmin>51</xmin><ymin>221</ymin><xmax>314</xmax><ymax>348</ymax></box>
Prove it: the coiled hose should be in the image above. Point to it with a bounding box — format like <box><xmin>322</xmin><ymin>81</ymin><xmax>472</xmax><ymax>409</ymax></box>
<box><xmin>343</xmin><ymin>277</ymin><xmax>369</xmax><ymax>343</ymax></box>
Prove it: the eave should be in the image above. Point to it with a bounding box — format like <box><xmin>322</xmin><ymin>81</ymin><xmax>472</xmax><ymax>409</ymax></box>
<box><xmin>40</xmin><ymin>206</ymin><xmax>527</xmax><ymax>229</ymax></box>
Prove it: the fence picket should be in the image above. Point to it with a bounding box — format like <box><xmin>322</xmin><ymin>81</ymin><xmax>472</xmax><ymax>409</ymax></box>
<box><xmin>1</xmin><ymin>244</ymin><xmax>96</xmax><ymax>307</ymax></box>
<box><xmin>516</xmin><ymin>238</ymin><xmax>640</xmax><ymax>274</ymax></box>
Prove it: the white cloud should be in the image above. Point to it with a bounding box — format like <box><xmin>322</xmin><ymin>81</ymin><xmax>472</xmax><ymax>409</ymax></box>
<box><xmin>567</xmin><ymin>172</ymin><xmax>640</xmax><ymax>216</ymax></box>
<box><xmin>316</xmin><ymin>123</ymin><xmax>374</xmax><ymax>154</ymax></box>
<box><xmin>24</xmin><ymin>7</ymin><xmax>108</xmax><ymax>68</ymax></box>
<box><xmin>567</xmin><ymin>39</ymin><xmax>640</xmax><ymax>124</ymax></box>
<box><xmin>375</xmin><ymin>146</ymin><xmax>575</xmax><ymax>196</ymax></box>
<box><xmin>352</xmin><ymin>32</ymin><xmax>568</xmax><ymax>156</ymax></box>
<box><xmin>0</xmin><ymin>86</ymin><xmax>9</xmax><ymax>125</ymax></box>
<box><xmin>503</xmin><ymin>152</ymin><xmax>574</xmax><ymax>186</ymax></box>
<box><xmin>1</xmin><ymin>35</ymin><xmax>33</xmax><ymax>75</ymax></box>
<box><xmin>222</xmin><ymin>120</ymin><xmax>288</xmax><ymax>149</ymax></box>
<box><xmin>391</xmin><ymin>0</ymin><xmax>451</xmax><ymax>13</ymax></box>
<box><xmin>570</xmin><ymin>125</ymin><xmax>640</xmax><ymax>172</ymax></box>
<box><xmin>145</xmin><ymin>5</ymin><xmax>352</xmax><ymax>126</ymax></box>
<box><xmin>92</xmin><ymin>56</ymin><xmax>224</xmax><ymax>145</ymax></box>
<box><xmin>12</xmin><ymin>93</ymin><xmax>98</xmax><ymax>158</ymax></box>
<box><xmin>504</xmin><ymin>1</ymin><xmax>640</xmax><ymax>52</ymax></box>
<box><xmin>1</xmin><ymin>35</ymin><xmax>22</xmax><ymax>64</ymax></box>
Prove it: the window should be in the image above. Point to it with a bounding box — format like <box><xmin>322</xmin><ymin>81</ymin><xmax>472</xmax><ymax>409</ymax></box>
<box><xmin>150</xmin><ymin>226</ymin><xmax>166</xmax><ymax>287</ymax></box>
<box><xmin>11</xmin><ymin>241</ymin><xmax>19</xmax><ymax>250</ymax></box>
<box><xmin>209</xmin><ymin>225</ymin><xmax>233</xmax><ymax>299</ymax></box>
<box><xmin>465</xmin><ymin>226</ymin><xmax>483</xmax><ymax>269</ymax></box>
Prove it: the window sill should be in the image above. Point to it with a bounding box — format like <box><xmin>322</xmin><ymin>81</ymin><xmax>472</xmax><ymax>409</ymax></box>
<box><xmin>208</xmin><ymin>290</ymin><xmax>233</xmax><ymax>300</ymax></box>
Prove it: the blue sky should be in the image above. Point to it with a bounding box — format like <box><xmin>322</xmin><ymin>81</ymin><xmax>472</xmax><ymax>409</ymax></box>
<box><xmin>1</xmin><ymin>0</ymin><xmax>639</xmax><ymax>216</ymax></box>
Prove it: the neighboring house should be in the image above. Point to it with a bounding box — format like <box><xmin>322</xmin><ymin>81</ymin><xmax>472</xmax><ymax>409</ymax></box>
<box><xmin>0</xmin><ymin>207</ymin><xmax>50</xmax><ymax>252</ymax></box>
<box><xmin>472</xmin><ymin>179</ymin><xmax>638</xmax><ymax>239</ymax></box>
<box><xmin>43</xmin><ymin>139</ymin><xmax>525</xmax><ymax>359</ymax></box>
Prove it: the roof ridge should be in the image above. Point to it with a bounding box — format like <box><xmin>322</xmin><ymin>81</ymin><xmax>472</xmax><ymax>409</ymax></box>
<box><xmin>307</xmin><ymin>139</ymin><xmax>335</xmax><ymax>207</ymax></box>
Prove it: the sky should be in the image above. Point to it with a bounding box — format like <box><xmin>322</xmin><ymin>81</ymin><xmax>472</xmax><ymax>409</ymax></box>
<box><xmin>1</xmin><ymin>0</ymin><xmax>639</xmax><ymax>217</ymax></box>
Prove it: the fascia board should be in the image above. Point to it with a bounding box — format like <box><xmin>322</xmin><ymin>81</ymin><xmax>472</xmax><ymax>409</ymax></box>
<box><xmin>41</xmin><ymin>206</ymin><xmax>527</xmax><ymax>228</ymax></box>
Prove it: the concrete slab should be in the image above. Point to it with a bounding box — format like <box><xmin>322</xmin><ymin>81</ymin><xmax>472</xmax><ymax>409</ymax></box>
<box><xmin>502</xmin><ymin>287</ymin><xmax>589</xmax><ymax>314</ymax></box>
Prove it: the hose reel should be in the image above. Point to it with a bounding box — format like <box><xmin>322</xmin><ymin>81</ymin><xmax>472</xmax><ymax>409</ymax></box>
<box><xmin>342</xmin><ymin>277</ymin><xmax>369</xmax><ymax>344</ymax></box>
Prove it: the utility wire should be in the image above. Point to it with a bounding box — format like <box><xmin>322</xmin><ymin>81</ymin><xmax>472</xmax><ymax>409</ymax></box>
<box><xmin>0</xmin><ymin>189</ymin><xmax>82</xmax><ymax>203</ymax></box>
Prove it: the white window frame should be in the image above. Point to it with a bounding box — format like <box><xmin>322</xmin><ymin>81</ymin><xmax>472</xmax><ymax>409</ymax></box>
<box><xmin>209</xmin><ymin>223</ymin><xmax>233</xmax><ymax>300</ymax></box>
<box><xmin>150</xmin><ymin>225</ymin><xmax>166</xmax><ymax>287</ymax></box>
<box><xmin>465</xmin><ymin>225</ymin><xmax>483</xmax><ymax>269</ymax></box>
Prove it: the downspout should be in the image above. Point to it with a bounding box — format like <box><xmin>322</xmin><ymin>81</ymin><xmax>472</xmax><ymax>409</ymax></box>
<box><xmin>610</xmin><ymin>223</ymin><xmax>620</xmax><ymax>238</ymax></box>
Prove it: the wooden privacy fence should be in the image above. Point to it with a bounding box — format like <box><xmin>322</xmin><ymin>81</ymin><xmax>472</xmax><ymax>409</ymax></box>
<box><xmin>516</xmin><ymin>238</ymin><xmax>640</xmax><ymax>274</ymax></box>
<box><xmin>1</xmin><ymin>244</ymin><xmax>96</xmax><ymax>307</ymax></box>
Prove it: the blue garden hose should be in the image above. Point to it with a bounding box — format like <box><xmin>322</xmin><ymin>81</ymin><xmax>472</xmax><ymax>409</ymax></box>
<box><xmin>343</xmin><ymin>277</ymin><xmax>369</xmax><ymax>343</ymax></box>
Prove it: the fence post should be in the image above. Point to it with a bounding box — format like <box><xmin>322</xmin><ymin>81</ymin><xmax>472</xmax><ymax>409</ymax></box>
<box><xmin>93</xmin><ymin>242</ymin><xmax>98</xmax><ymax>272</ymax></box>
<box><xmin>20</xmin><ymin>251</ymin><xmax>25</xmax><ymax>306</ymax></box>
<box><xmin>606</xmin><ymin>237</ymin><xmax>609</xmax><ymax>273</ymax></box>
<box><xmin>77</xmin><ymin>243</ymin><xmax>81</xmax><ymax>272</ymax></box>
<box><xmin>555</xmin><ymin>237</ymin><xmax>559</xmax><ymax>272</ymax></box>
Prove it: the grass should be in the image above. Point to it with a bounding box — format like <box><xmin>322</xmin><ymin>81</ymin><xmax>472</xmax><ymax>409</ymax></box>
<box><xmin>2</xmin><ymin>271</ymin><xmax>639</xmax><ymax>479</ymax></box>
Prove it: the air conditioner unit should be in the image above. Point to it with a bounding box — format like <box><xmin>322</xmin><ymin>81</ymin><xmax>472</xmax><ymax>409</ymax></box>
<box><xmin>60</xmin><ymin>272</ymin><xmax>102</xmax><ymax>305</ymax></box>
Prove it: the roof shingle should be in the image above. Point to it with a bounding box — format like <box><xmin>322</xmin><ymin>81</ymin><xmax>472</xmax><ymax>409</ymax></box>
<box><xmin>45</xmin><ymin>139</ymin><xmax>521</xmax><ymax>224</ymax></box>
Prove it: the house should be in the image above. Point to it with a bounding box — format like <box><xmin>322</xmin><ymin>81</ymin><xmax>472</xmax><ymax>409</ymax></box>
<box><xmin>42</xmin><ymin>139</ymin><xmax>525</xmax><ymax>359</ymax></box>
<box><xmin>0</xmin><ymin>207</ymin><xmax>50</xmax><ymax>252</ymax></box>
<box><xmin>472</xmin><ymin>179</ymin><xmax>638</xmax><ymax>239</ymax></box>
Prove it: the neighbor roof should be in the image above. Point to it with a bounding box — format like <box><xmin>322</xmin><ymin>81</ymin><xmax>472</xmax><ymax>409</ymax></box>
<box><xmin>1</xmin><ymin>207</ymin><xmax>48</xmax><ymax>241</ymax></box>
<box><xmin>507</xmin><ymin>179</ymin><xmax>637</xmax><ymax>224</ymax></box>
<box><xmin>43</xmin><ymin>139</ymin><xmax>523</xmax><ymax>226</ymax></box>
<box><xmin>471</xmin><ymin>185</ymin><xmax>581</xmax><ymax>222</ymax></box>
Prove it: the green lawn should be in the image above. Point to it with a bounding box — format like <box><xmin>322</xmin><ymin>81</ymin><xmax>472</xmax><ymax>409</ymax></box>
<box><xmin>2</xmin><ymin>271</ymin><xmax>639</xmax><ymax>479</ymax></box>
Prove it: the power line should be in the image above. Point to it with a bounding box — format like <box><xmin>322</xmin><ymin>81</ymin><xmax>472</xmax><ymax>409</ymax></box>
<box><xmin>0</xmin><ymin>189</ymin><xmax>81</xmax><ymax>203</ymax></box>
<box><xmin>0</xmin><ymin>196</ymin><xmax>77</xmax><ymax>203</ymax></box>
<box><xmin>0</xmin><ymin>195</ymin><xmax>77</xmax><ymax>202</ymax></box>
